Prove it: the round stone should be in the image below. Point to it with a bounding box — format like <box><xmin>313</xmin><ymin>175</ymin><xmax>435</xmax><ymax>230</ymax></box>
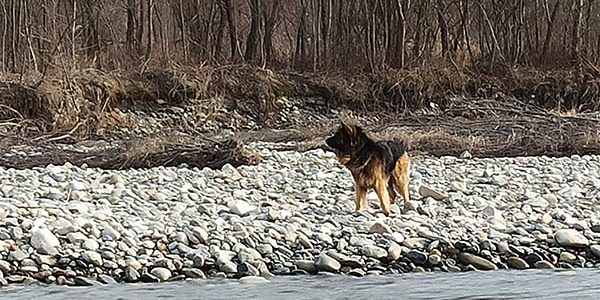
<box><xmin>361</xmin><ymin>245</ymin><xmax>387</xmax><ymax>259</ymax></box>
<box><xmin>559</xmin><ymin>252</ymin><xmax>577</xmax><ymax>263</ymax></box>
<box><xmin>151</xmin><ymin>267</ymin><xmax>172</xmax><ymax>282</ymax></box>
<box><xmin>459</xmin><ymin>253</ymin><xmax>497</xmax><ymax>271</ymax></box>
<box><xmin>81</xmin><ymin>251</ymin><xmax>103</xmax><ymax>266</ymax></box>
<box><xmin>590</xmin><ymin>245</ymin><xmax>600</xmax><ymax>258</ymax></box>
<box><xmin>554</xmin><ymin>229</ymin><xmax>589</xmax><ymax>247</ymax></box>
<box><xmin>31</xmin><ymin>228</ymin><xmax>60</xmax><ymax>250</ymax></box>
<box><xmin>534</xmin><ymin>260</ymin><xmax>556</xmax><ymax>269</ymax></box>
<box><xmin>102</xmin><ymin>227</ymin><xmax>121</xmax><ymax>241</ymax></box>
<box><xmin>82</xmin><ymin>239</ymin><xmax>100</xmax><ymax>251</ymax></box>
<box><xmin>507</xmin><ymin>257</ymin><xmax>529</xmax><ymax>270</ymax></box>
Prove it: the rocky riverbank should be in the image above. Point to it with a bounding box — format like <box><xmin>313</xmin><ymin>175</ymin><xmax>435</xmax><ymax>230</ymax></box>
<box><xmin>1</xmin><ymin>144</ymin><xmax>600</xmax><ymax>286</ymax></box>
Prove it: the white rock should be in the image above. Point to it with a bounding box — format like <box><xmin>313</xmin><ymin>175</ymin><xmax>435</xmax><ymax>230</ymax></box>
<box><xmin>524</xmin><ymin>198</ymin><xmax>549</xmax><ymax>209</ymax></box>
<box><xmin>542</xmin><ymin>194</ymin><xmax>559</xmax><ymax>207</ymax></box>
<box><xmin>229</xmin><ymin>200</ymin><xmax>257</xmax><ymax>216</ymax></box>
<box><xmin>361</xmin><ymin>245</ymin><xmax>387</xmax><ymax>259</ymax></box>
<box><xmin>487</xmin><ymin>216</ymin><xmax>507</xmax><ymax>231</ymax></box>
<box><xmin>450</xmin><ymin>181</ymin><xmax>466</xmax><ymax>192</ymax></box>
<box><xmin>109</xmin><ymin>174</ymin><xmax>126</xmax><ymax>185</ymax></box>
<box><xmin>151</xmin><ymin>267</ymin><xmax>172</xmax><ymax>281</ymax></box>
<box><xmin>314</xmin><ymin>253</ymin><xmax>340</xmax><ymax>272</ymax></box>
<box><xmin>82</xmin><ymin>251</ymin><xmax>103</xmax><ymax>266</ymax></box>
<box><xmin>82</xmin><ymin>239</ymin><xmax>100</xmax><ymax>251</ymax></box>
<box><xmin>559</xmin><ymin>252</ymin><xmax>576</xmax><ymax>263</ymax></box>
<box><xmin>460</xmin><ymin>151</ymin><xmax>472</xmax><ymax>159</ymax></box>
<box><xmin>390</xmin><ymin>232</ymin><xmax>405</xmax><ymax>244</ymax></box>
<box><xmin>554</xmin><ymin>229</ymin><xmax>589</xmax><ymax>247</ymax></box>
<box><xmin>67</xmin><ymin>232</ymin><xmax>87</xmax><ymax>244</ymax></box>
<box><xmin>590</xmin><ymin>245</ymin><xmax>600</xmax><ymax>258</ymax></box>
<box><xmin>67</xmin><ymin>202</ymin><xmax>89</xmax><ymax>214</ymax></box>
<box><xmin>30</xmin><ymin>228</ymin><xmax>60</xmax><ymax>250</ymax></box>
<box><xmin>102</xmin><ymin>227</ymin><xmax>121</xmax><ymax>241</ymax></box>
<box><xmin>68</xmin><ymin>180</ymin><xmax>88</xmax><ymax>191</ymax></box>
<box><xmin>540</xmin><ymin>213</ymin><xmax>553</xmax><ymax>224</ymax></box>
<box><xmin>192</xmin><ymin>227</ymin><xmax>208</xmax><ymax>243</ymax></box>
<box><xmin>239</xmin><ymin>276</ymin><xmax>269</xmax><ymax>284</ymax></box>
<box><xmin>387</xmin><ymin>242</ymin><xmax>402</xmax><ymax>261</ymax></box>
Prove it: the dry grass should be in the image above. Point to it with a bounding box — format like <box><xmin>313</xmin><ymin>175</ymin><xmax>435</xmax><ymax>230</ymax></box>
<box><xmin>1</xmin><ymin>64</ymin><xmax>599</xmax><ymax>169</ymax></box>
<box><xmin>285</xmin><ymin>96</ymin><xmax>600</xmax><ymax>158</ymax></box>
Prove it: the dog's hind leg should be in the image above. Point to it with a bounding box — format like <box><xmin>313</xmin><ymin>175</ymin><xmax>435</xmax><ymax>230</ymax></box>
<box><xmin>387</xmin><ymin>177</ymin><xmax>397</xmax><ymax>204</ymax></box>
<box><xmin>393</xmin><ymin>153</ymin><xmax>411</xmax><ymax>212</ymax></box>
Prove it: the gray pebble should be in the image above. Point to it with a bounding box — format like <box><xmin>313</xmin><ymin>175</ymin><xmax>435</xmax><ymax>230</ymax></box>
<box><xmin>8</xmin><ymin>250</ymin><xmax>28</xmax><ymax>262</ymax></box>
<box><xmin>98</xmin><ymin>274</ymin><xmax>117</xmax><ymax>284</ymax></box>
<box><xmin>361</xmin><ymin>245</ymin><xmax>387</xmax><ymax>259</ymax></box>
<box><xmin>507</xmin><ymin>257</ymin><xmax>529</xmax><ymax>270</ymax></box>
<box><xmin>74</xmin><ymin>276</ymin><xmax>97</xmax><ymax>286</ymax></box>
<box><xmin>554</xmin><ymin>229</ymin><xmax>589</xmax><ymax>247</ymax></box>
<box><xmin>459</xmin><ymin>253</ymin><xmax>497</xmax><ymax>271</ymax></box>
<box><xmin>181</xmin><ymin>268</ymin><xmax>206</xmax><ymax>279</ymax></box>
<box><xmin>315</xmin><ymin>253</ymin><xmax>340</xmax><ymax>273</ymax></box>
<box><xmin>81</xmin><ymin>251</ymin><xmax>103</xmax><ymax>266</ymax></box>
<box><xmin>125</xmin><ymin>266</ymin><xmax>140</xmax><ymax>282</ymax></box>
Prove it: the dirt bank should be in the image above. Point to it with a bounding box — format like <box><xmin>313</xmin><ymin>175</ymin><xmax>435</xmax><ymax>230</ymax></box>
<box><xmin>1</xmin><ymin>65</ymin><xmax>599</xmax><ymax>169</ymax></box>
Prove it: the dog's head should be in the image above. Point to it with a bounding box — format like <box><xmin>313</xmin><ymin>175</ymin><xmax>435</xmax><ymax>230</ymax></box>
<box><xmin>325</xmin><ymin>122</ymin><xmax>367</xmax><ymax>156</ymax></box>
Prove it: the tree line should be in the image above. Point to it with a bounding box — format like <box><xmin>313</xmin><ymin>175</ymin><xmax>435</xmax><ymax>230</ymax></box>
<box><xmin>1</xmin><ymin>0</ymin><xmax>598</xmax><ymax>74</ymax></box>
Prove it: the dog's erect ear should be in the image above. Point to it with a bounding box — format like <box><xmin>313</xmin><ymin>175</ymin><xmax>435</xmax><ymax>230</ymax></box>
<box><xmin>354</xmin><ymin>126</ymin><xmax>363</xmax><ymax>135</ymax></box>
<box><xmin>340</xmin><ymin>121</ymin><xmax>349</xmax><ymax>130</ymax></box>
<box><xmin>349</xmin><ymin>126</ymin><xmax>363</xmax><ymax>147</ymax></box>
<box><xmin>340</xmin><ymin>121</ymin><xmax>351</xmax><ymax>133</ymax></box>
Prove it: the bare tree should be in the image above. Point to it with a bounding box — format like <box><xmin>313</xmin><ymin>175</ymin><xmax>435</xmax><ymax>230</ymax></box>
<box><xmin>0</xmin><ymin>0</ymin><xmax>599</xmax><ymax>74</ymax></box>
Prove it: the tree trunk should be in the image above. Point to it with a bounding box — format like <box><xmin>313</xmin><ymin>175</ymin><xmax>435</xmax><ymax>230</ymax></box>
<box><xmin>223</xmin><ymin>0</ymin><xmax>241</xmax><ymax>60</ymax></box>
<box><xmin>137</xmin><ymin>0</ymin><xmax>144</xmax><ymax>53</ymax></box>
<box><xmin>571</xmin><ymin>0</ymin><xmax>583</xmax><ymax>64</ymax></box>
<box><xmin>214</xmin><ymin>0</ymin><xmax>227</xmax><ymax>61</ymax></box>
<box><xmin>244</xmin><ymin>0</ymin><xmax>261</xmax><ymax>62</ymax></box>
<box><xmin>395</xmin><ymin>0</ymin><xmax>407</xmax><ymax>68</ymax></box>
<box><xmin>126</xmin><ymin>0</ymin><xmax>136</xmax><ymax>51</ymax></box>
<box><xmin>540</xmin><ymin>0</ymin><xmax>560</xmax><ymax>64</ymax></box>
<box><xmin>295</xmin><ymin>0</ymin><xmax>307</xmax><ymax>69</ymax></box>
<box><xmin>436</xmin><ymin>0</ymin><xmax>449</xmax><ymax>59</ymax></box>
<box><xmin>144</xmin><ymin>0</ymin><xmax>153</xmax><ymax>61</ymax></box>
<box><xmin>178</xmin><ymin>0</ymin><xmax>187</xmax><ymax>62</ymax></box>
<box><xmin>71</xmin><ymin>0</ymin><xmax>76</xmax><ymax>63</ymax></box>
<box><xmin>320</xmin><ymin>0</ymin><xmax>332</xmax><ymax>65</ymax></box>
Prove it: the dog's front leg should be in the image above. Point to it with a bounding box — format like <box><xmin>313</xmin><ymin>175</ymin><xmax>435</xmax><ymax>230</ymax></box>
<box><xmin>355</xmin><ymin>184</ymin><xmax>367</xmax><ymax>212</ymax></box>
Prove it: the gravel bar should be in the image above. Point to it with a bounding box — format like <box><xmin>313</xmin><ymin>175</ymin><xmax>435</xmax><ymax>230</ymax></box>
<box><xmin>1</xmin><ymin>144</ymin><xmax>600</xmax><ymax>286</ymax></box>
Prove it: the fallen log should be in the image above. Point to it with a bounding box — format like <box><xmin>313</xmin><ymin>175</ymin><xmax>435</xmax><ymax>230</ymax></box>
<box><xmin>0</xmin><ymin>137</ymin><xmax>261</xmax><ymax>170</ymax></box>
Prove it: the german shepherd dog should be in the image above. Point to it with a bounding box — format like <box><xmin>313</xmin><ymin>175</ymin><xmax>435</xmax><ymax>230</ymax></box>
<box><xmin>325</xmin><ymin>122</ymin><xmax>410</xmax><ymax>216</ymax></box>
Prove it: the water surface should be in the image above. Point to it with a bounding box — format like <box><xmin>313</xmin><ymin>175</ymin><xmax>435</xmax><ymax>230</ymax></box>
<box><xmin>3</xmin><ymin>269</ymin><xmax>598</xmax><ymax>300</ymax></box>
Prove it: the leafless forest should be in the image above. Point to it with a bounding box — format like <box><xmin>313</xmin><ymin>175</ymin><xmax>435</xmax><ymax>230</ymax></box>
<box><xmin>1</xmin><ymin>0</ymin><xmax>599</xmax><ymax>73</ymax></box>
<box><xmin>1</xmin><ymin>0</ymin><xmax>600</xmax><ymax>169</ymax></box>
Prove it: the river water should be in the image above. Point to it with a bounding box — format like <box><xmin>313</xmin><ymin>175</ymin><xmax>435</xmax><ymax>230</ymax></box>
<box><xmin>3</xmin><ymin>269</ymin><xmax>599</xmax><ymax>300</ymax></box>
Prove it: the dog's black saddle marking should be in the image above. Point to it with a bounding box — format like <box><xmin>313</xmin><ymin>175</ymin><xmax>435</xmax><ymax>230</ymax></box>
<box><xmin>378</xmin><ymin>141</ymin><xmax>406</xmax><ymax>174</ymax></box>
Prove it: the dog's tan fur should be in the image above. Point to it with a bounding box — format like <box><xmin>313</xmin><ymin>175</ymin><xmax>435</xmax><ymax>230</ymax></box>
<box><xmin>325</xmin><ymin>122</ymin><xmax>410</xmax><ymax>216</ymax></box>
